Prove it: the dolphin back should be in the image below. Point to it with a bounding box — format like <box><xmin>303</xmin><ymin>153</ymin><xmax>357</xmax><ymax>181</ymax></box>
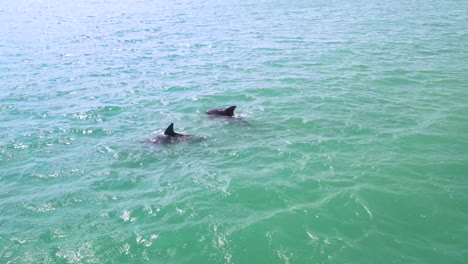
<box><xmin>206</xmin><ymin>105</ymin><xmax>236</xmax><ymax>116</ymax></box>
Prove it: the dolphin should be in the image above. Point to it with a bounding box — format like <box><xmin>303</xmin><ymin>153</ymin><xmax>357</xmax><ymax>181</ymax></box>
<box><xmin>206</xmin><ymin>106</ymin><xmax>236</xmax><ymax>117</ymax></box>
<box><xmin>148</xmin><ymin>123</ymin><xmax>201</xmax><ymax>144</ymax></box>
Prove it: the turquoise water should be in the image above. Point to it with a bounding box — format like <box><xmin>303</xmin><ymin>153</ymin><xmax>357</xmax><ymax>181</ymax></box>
<box><xmin>1</xmin><ymin>0</ymin><xmax>467</xmax><ymax>263</ymax></box>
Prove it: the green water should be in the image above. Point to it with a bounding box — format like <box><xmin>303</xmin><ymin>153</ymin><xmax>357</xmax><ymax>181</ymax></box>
<box><xmin>1</xmin><ymin>0</ymin><xmax>467</xmax><ymax>263</ymax></box>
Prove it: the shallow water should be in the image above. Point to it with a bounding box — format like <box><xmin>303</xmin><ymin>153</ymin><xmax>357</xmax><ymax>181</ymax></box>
<box><xmin>1</xmin><ymin>0</ymin><xmax>467</xmax><ymax>263</ymax></box>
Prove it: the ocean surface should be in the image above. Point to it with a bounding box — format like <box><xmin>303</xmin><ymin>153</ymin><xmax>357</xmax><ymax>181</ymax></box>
<box><xmin>1</xmin><ymin>0</ymin><xmax>467</xmax><ymax>263</ymax></box>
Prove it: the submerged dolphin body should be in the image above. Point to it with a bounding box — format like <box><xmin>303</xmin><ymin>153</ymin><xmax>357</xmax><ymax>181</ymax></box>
<box><xmin>206</xmin><ymin>106</ymin><xmax>236</xmax><ymax>117</ymax></box>
<box><xmin>148</xmin><ymin>123</ymin><xmax>201</xmax><ymax>144</ymax></box>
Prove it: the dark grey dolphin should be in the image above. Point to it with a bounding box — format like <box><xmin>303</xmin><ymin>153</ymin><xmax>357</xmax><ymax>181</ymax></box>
<box><xmin>148</xmin><ymin>123</ymin><xmax>201</xmax><ymax>144</ymax></box>
<box><xmin>206</xmin><ymin>106</ymin><xmax>236</xmax><ymax>117</ymax></box>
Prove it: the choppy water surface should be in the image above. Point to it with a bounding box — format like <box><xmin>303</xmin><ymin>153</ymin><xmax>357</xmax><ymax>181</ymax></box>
<box><xmin>1</xmin><ymin>0</ymin><xmax>467</xmax><ymax>263</ymax></box>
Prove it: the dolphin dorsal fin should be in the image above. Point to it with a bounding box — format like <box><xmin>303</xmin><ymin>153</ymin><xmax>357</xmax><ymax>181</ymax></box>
<box><xmin>164</xmin><ymin>123</ymin><xmax>176</xmax><ymax>136</ymax></box>
<box><xmin>225</xmin><ymin>106</ymin><xmax>236</xmax><ymax>116</ymax></box>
